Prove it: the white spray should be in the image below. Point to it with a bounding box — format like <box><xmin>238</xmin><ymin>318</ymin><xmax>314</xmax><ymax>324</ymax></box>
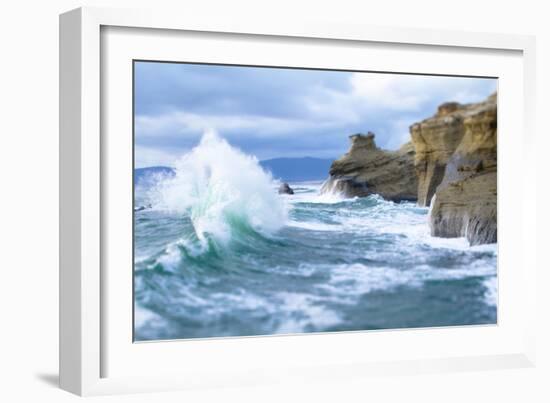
<box><xmin>150</xmin><ymin>130</ymin><xmax>287</xmax><ymax>245</ymax></box>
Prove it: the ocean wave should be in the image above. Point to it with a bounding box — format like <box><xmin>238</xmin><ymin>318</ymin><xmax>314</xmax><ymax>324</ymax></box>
<box><xmin>298</xmin><ymin>193</ymin><xmax>497</xmax><ymax>253</ymax></box>
<box><xmin>291</xmin><ymin>192</ymin><xmax>353</xmax><ymax>205</ymax></box>
<box><xmin>286</xmin><ymin>220</ymin><xmax>339</xmax><ymax>232</ymax></box>
<box><xmin>134</xmin><ymin>175</ymin><xmax>497</xmax><ymax>340</ymax></box>
<box><xmin>136</xmin><ymin>216</ymin><xmax>289</xmax><ymax>277</ymax></box>
<box><xmin>483</xmin><ymin>276</ymin><xmax>498</xmax><ymax>307</ymax></box>
<box><xmin>134</xmin><ymin>305</ymin><xmax>163</xmax><ymax>329</ymax></box>
<box><xmin>286</xmin><ymin>182</ymin><xmax>356</xmax><ymax>205</ymax></box>
<box><xmin>316</xmin><ymin>260</ymin><xmax>497</xmax><ymax>305</ymax></box>
<box><xmin>148</xmin><ymin>130</ymin><xmax>287</xmax><ymax>247</ymax></box>
<box><xmin>274</xmin><ymin>292</ymin><xmax>342</xmax><ymax>334</ymax></box>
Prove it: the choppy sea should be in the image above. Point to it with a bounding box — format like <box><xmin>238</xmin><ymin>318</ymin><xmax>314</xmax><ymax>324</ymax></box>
<box><xmin>134</xmin><ymin>132</ymin><xmax>497</xmax><ymax>341</ymax></box>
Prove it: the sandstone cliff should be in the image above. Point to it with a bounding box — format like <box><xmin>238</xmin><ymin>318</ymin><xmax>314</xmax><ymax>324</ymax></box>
<box><xmin>321</xmin><ymin>132</ymin><xmax>418</xmax><ymax>202</ymax></box>
<box><xmin>410</xmin><ymin>94</ymin><xmax>497</xmax><ymax>245</ymax></box>
<box><xmin>410</xmin><ymin>102</ymin><xmax>467</xmax><ymax>207</ymax></box>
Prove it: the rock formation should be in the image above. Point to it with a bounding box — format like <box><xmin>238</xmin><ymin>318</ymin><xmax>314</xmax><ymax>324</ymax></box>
<box><xmin>320</xmin><ymin>93</ymin><xmax>496</xmax><ymax>246</ymax></box>
<box><xmin>410</xmin><ymin>102</ymin><xmax>466</xmax><ymax>207</ymax></box>
<box><xmin>321</xmin><ymin>132</ymin><xmax>418</xmax><ymax>202</ymax></box>
<box><xmin>278</xmin><ymin>182</ymin><xmax>294</xmax><ymax>195</ymax></box>
<box><xmin>410</xmin><ymin>93</ymin><xmax>497</xmax><ymax>245</ymax></box>
<box><xmin>134</xmin><ymin>204</ymin><xmax>152</xmax><ymax>212</ymax></box>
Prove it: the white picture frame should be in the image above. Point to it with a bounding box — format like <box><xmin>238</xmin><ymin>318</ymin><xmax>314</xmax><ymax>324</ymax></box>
<box><xmin>59</xmin><ymin>6</ymin><xmax>538</xmax><ymax>396</ymax></box>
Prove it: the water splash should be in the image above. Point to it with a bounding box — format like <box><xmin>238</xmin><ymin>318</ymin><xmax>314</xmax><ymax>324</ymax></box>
<box><xmin>150</xmin><ymin>130</ymin><xmax>287</xmax><ymax>246</ymax></box>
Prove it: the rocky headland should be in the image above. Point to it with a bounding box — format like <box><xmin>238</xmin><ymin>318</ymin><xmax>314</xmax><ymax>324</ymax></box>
<box><xmin>322</xmin><ymin>93</ymin><xmax>497</xmax><ymax>245</ymax></box>
<box><xmin>320</xmin><ymin>132</ymin><xmax>418</xmax><ymax>202</ymax></box>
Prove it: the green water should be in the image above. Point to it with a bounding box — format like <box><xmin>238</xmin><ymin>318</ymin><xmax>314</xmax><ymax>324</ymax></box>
<box><xmin>134</xmin><ymin>182</ymin><xmax>497</xmax><ymax>341</ymax></box>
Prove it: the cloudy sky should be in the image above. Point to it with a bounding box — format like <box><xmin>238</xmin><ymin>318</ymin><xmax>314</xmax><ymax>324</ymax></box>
<box><xmin>134</xmin><ymin>61</ymin><xmax>497</xmax><ymax>168</ymax></box>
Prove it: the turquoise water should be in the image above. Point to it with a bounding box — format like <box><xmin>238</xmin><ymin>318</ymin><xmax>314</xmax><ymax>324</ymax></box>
<box><xmin>134</xmin><ymin>178</ymin><xmax>497</xmax><ymax>341</ymax></box>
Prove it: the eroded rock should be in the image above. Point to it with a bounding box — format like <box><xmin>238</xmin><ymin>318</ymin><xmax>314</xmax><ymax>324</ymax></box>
<box><xmin>321</xmin><ymin>132</ymin><xmax>418</xmax><ymax>202</ymax></box>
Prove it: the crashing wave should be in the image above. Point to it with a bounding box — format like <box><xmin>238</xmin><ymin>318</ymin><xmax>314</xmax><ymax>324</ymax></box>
<box><xmin>149</xmin><ymin>130</ymin><xmax>287</xmax><ymax>247</ymax></box>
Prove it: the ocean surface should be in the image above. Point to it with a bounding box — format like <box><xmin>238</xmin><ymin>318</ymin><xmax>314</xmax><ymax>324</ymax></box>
<box><xmin>134</xmin><ymin>133</ymin><xmax>497</xmax><ymax>341</ymax></box>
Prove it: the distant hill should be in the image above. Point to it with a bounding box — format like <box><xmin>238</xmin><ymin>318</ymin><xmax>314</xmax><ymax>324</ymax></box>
<box><xmin>134</xmin><ymin>157</ymin><xmax>333</xmax><ymax>184</ymax></box>
<box><xmin>259</xmin><ymin>157</ymin><xmax>333</xmax><ymax>182</ymax></box>
<box><xmin>134</xmin><ymin>166</ymin><xmax>174</xmax><ymax>184</ymax></box>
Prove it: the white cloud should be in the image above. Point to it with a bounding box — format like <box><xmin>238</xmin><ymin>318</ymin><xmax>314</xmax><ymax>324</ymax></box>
<box><xmin>136</xmin><ymin>109</ymin><xmax>352</xmax><ymax>140</ymax></box>
<box><xmin>135</xmin><ymin>70</ymin><xmax>497</xmax><ymax>166</ymax></box>
<box><xmin>350</xmin><ymin>72</ymin><xmax>496</xmax><ymax>111</ymax></box>
<box><xmin>296</xmin><ymin>73</ymin><xmax>496</xmax><ymax>132</ymax></box>
<box><xmin>385</xmin><ymin>117</ymin><xmax>422</xmax><ymax>149</ymax></box>
<box><xmin>137</xmin><ymin>73</ymin><xmax>494</xmax><ymax>141</ymax></box>
<box><xmin>138</xmin><ymin>112</ymin><xmax>282</xmax><ymax>138</ymax></box>
<box><xmin>350</xmin><ymin>73</ymin><xmax>427</xmax><ymax>110</ymax></box>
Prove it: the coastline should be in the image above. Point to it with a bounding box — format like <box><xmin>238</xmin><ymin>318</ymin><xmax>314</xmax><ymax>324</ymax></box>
<box><xmin>132</xmin><ymin>93</ymin><xmax>499</xmax><ymax>340</ymax></box>
<box><xmin>320</xmin><ymin>93</ymin><xmax>497</xmax><ymax>246</ymax></box>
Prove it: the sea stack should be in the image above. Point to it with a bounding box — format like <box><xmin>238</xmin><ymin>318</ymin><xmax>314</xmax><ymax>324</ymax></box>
<box><xmin>410</xmin><ymin>93</ymin><xmax>497</xmax><ymax>245</ymax></box>
<box><xmin>278</xmin><ymin>182</ymin><xmax>294</xmax><ymax>195</ymax></box>
<box><xmin>321</xmin><ymin>132</ymin><xmax>418</xmax><ymax>202</ymax></box>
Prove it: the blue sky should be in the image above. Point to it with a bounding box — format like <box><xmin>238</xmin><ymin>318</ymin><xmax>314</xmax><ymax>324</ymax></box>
<box><xmin>134</xmin><ymin>61</ymin><xmax>497</xmax><ymax>168</ymax></box>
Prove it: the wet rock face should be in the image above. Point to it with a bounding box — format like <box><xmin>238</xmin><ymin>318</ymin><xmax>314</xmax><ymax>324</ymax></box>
<box><xmin>321</xmin><ymin>132</ymin><xmax>418</xmax><ymax>202</ymax></box>
<box><xmin>411</xmin><ymin>94</ymin><xmax>497</xmax><ymax>245</ymax></box>
<box><xmin>430</xmin><ymin>172</ymin><xmax>497</xmax><ymax>245</ymax></box>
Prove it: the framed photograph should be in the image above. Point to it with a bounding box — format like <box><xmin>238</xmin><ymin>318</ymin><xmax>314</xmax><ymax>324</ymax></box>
<box><xmin>60</xmin><ymin>7</ymin><xmax>537</xmax><ymax>396</ymax></box>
